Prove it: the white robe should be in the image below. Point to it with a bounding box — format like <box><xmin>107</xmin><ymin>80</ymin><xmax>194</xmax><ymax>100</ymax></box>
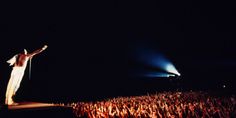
<box><xmin>5</xmin><ymin>55</ymin><xmax>29</xmax><ymax>105</ymax></box>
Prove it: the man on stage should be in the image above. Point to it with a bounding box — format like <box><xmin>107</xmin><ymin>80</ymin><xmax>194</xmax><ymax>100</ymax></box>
<box><xmin>5</xmin><ymin>45</ymin><xmax>48</xmax><ymax>105</ymax></box>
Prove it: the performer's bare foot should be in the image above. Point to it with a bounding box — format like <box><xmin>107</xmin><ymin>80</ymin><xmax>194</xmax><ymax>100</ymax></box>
<box><xmin>11</xmin><ymin>102</ymin><xmax>19</xmax><ymax>105</ymax></box>
<box><xmin>5</xmin><ymin>99</ymin><xmax>16</xmax><ymax>105</ymax></box>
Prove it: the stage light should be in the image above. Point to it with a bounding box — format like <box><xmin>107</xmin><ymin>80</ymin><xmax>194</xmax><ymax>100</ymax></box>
<box><xmin>223</xmin><ymin>85</ymin><xmax>226</xmax><ymax>88</ymax></box>
<box><xmin>134</xmin><ymin>46</ymin><xmax>181</xmax><ymax>78</ymax></box>
<box><xmin>165</xmin><ymin>64</ymin><xmax>181</xmax><ymax>76</ymax></box>
<box><xmin>145</xmin><ymin>72</ymin><xmax>176</xmax><ymax>78</ymax></box>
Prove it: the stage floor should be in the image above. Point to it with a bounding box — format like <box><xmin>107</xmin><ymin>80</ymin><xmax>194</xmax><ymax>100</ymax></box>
<box><xmin>7</xmin><ymin>102</ymin><xmax>60</xmax><ymax>110</ymax></box>
<box><xmin>0</xmin><ymin>102</ymin><xmax>74</xmax><ymax>118</ymax></box>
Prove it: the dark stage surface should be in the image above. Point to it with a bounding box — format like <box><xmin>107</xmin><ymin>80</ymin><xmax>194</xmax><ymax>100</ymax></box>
<box><xmin>0</xmin><ymin>1</ymin><xmax>235</xmax><ymax>105</ymax></box>
<box><xmin>0</xmin><ymin>102</ymin><xmax>74</xmax><ymax>118</ymax></box>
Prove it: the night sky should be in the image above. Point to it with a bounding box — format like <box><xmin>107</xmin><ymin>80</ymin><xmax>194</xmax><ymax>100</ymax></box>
<box><xmin>0</xmin><ymin>1</ymin><xmax>235</xmax><ymax>103</ymax></box>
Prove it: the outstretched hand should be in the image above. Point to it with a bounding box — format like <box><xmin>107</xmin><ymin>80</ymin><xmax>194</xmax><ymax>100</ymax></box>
<box><xmin>42</xmin><ymin>45</ymin><xmax>48</xmax><ymax>50</ymax></box>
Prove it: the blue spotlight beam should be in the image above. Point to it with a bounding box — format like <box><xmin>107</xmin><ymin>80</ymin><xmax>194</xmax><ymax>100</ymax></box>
<box><xmin>134</xmin><ymin>46</ymin><xmax>180</xmax><ymax>77</ymax></box>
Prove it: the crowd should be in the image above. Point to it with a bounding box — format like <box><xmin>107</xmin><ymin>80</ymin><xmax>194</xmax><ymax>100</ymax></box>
<box><xmin>72</xmin><ymin>91</ymin><xmax>236</xmax><ymax>118</ymax></box>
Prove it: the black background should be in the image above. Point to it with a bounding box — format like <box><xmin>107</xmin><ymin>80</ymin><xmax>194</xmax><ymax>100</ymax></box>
<box><xmin>0</xmin><ymin>1</ymin><xmax>235</xmax><ymax>103</ymax></box>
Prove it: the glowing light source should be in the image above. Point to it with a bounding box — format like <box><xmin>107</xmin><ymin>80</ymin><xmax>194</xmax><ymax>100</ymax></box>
<box><xmin>145</xmin><ymin>72</ymin><xmax>176</xmax><ymax>78</ymax></box>
<box><xmin>223</xmin><ymin>85</ymin><xmax>226</xmax><ymax>88</ymax></box>
<box><xmin>133</xmin><ymin>45</ymin><xmax>181</xmax><ymax>78</ymax></box>
<box><xmin>165</xmin><ymin>64</ymin><xmax>181</xmax><ymax>76</ymax></box>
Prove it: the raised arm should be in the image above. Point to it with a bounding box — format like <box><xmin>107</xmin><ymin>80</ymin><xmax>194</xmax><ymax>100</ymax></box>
<box><xmin>28</xmin><ymin>45</ymin><xmax>48</xmax><ymax>58</ymax></box>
